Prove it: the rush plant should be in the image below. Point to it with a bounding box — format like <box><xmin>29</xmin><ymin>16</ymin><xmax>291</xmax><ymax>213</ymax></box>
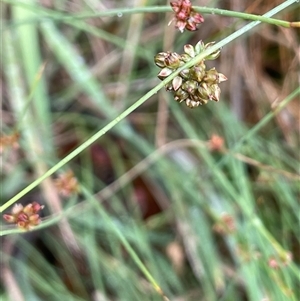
<box><xmin>1</xmin><ymin>1</ymin><xmax>299</xmax><ymax>301</ymax></box>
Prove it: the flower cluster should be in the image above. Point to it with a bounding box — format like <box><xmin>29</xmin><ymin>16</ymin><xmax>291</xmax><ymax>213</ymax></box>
<box><xmin>54</xmin><ymin>170</ymin><xmax>79</xmax><ymax>197</ymax></box>
<box><xmin>0</xmin><ymin>132</ymin><xmax>20</xmax><ymax>153</ymax></box>
<box><xmin>154</xmin><ymin>41</ymin><xmax>227</xmax><ymax>108</ymax></box>
<box><xmin>3</xmin><ymin>202</ymin><xmax>44</xmax><ymax>230</ymax></box>
<box><xmin>170</xmin><ymin>0</ymin><xmax>204</xmax><ymax>32</ymax></box>
<box><xmin>213</xmin><ymin>213</ymin><xmax>236</xmax><ymax>234</ymax></box>
<box><xmin>208</xmin><ymin>134</ymin><xmax>224</xmax><ymax>152</ymax></box>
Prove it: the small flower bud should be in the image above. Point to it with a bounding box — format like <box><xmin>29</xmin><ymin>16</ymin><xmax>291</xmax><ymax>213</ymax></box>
<box><xmin>204</xmin><ymin>42</ymin><xmax>215</xmax><ymax>49</ymax></box>
<box><xmin>185</xmin><ymin>12</ymin><xmax>204</xmax><ymax>31</ymax></box>
<box><xmin>197</xmin><ymin>82</ymin><xmax>211</xmax><ymax>99</ymax></box>
<box><xmin>217</xmin><ymin>73</ymin><xmax>228</xmax><ymax>83</ymax></box>
<box><xmin>191</xmin><ymin>94</ymin><xmax>205</xmax><ymax>105</ymax></box>
<box><xmin>180</xmin><ymin>53</ymin><xmax>191</xmax><ymax>63</ymax></box>
<box><xmin>172</xmin><ymin>76</ymin><xmax>183</xmax><ymax>91</ymax></box>
<box><xmin>189</xmin><ymin>65</ymin><xmax>206</xmax><ymax>81</ymax></box>
<box><xmin>165</xmin><ymin>82</ymin><xmax>174</xmax><ymax>92</ymax></box>
<box><xmin>194</xmin><ymin>93</ymin><xmax>208</xmax><ymax>105</ymax></box>
<box><xmin>154</xmin><ymin>52</ymin><xmax>168</xmax><ymax>68</ymax></box>
<box><xmin>195</xmin><ymin>40</ymin><xmax>205</xmax><ymax>54</ymax></box>
<box><xmin>12</xmin><ymin>204</ymin><xmax>24</xmax><ymax>215</ymax></box>
<box><xmin>190</xmin><ymin>94</ymin><xmax>198</xmax><ymax>101</ymax></box>
<box><xmin>165</xmin><ymin>52</ymin><xmax>182</xmax><ymax>69</ymax></box>
<box><xmin>32</xmin><ymin>202</ymin><xmax>44</xmax><ymax>212</ymax></box>
<box><xmin>174</xmin><ymin>88</ymin><xmax>189</xmax><ymax>102</ymax></box>
<box><xmin>204</xmin><ymin>68</ymin><xmax>228</xmax><ymax>84</ymax></box>
<box><xmin>184</xmin><ymin>44</ymin><xmax>195</xmax><ymax>58</ymax></box>
<box><xmin>194</xmin><ymin>41</ymin><xmax>221</xmax><ymax>60</ymax></box>
<box><xmin>23</xmin><ymin>203</ymin><xmax>34</xmax><ymax>215</ymax></box>
<box><xmin>185</xmin><ymin>20</ymin><xmax>197</xmax><ymax>31</ymax></box>
<box><xmin>157</xmin><ymin>67</ymin><xmax>173</xmax><ymax>80</ymax></box>
<box><xmin>210</xmin><ymin>84</ymin><xmax>221</xmax><ymax>102</ymax></box>
<box><xmin>182</xmin><ymin>80</ymin><xmax>198</xmax><ymax>94</ymax></box>
<box><xmin>206</xmin><ymin>50</ymin><xmax>221</xmax><ymax>60</ymax></box>
<box><xmin>17</xmin><ymin>221</ymin><xmax>26</xmax><ymax>229</ymax></box>
<box><xmin>176</xmin><ymin>20</ymin><xmax>187</xmax><ymax>33</ymax></box>
<box><xmin>204</xmin><ymin>42</ymin><xmax>221</xmax><ymax>60</ymax></box>
<box><xmin>208</xmin><ymin>134</ymin><xmax>224</xmax><ymax>152</ymax></box>
<box><xmin>29</xmin><ymin>214</ymin><xmax>41</xmax><ymax>226</ymax></box>
<box><xmin>186</xmin><ymin>98</ymin><xmax>200</xmax><ymax>108</ymax></box>
<box><xmin>18</xmin><ymin>212</ymin><xmax>29</xmax><ymax>222</ymax></box>
<box><xmin>203</xmin><ymin>68</ymin><xmax>220</xmax><ymax>84</ymax></box>
<box><xmin>179</xmin><ymin>68</ymin><xmax>190</xmax><ymax>79</ymax></box>
<box><xmin>170</xmin><ymin>2</ymin><xmax>180</xmax><ymax>13</ymax></box>
<box><xmin>3</xmin><ymin>214</ymin><xmax>16</xmax><ymax>223</ymax></box>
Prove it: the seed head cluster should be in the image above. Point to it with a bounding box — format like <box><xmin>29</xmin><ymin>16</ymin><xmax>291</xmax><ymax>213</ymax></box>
<box><xmin>170</xmin><ymin>0</ymin><xmax>204</xmax><ymax>32</ymax></box>
<box><xmin>0</xmin><ymin>132</ymin><xmax>20</xmax><ymax>153</ymax></box>
<box><xmin>154</xmin><ymin>41</ymin><xmax>227</xmax><ymax>108</ymax></box>
<box><xmin>54</xmin><ymin>170</ymin><xmax>79</xmax><ymax>197</ymax></box>
<box><xmin>3</xmin><ymin>202</ymin><xmax>44</xmax><ymax>230</ymax></box>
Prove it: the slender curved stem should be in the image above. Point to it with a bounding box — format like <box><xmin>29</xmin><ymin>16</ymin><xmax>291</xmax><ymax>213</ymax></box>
<box><xmin>81</xmin><ymin>186</ymin><xmax>167</xmax><ymax>299</ymax></box>
<box><xmin>2</xmin><ymin>0</ymin><xmax>299</xmax><ymax>28</ymax></box>
<box><xmin>194</xmin><ymin>4</ymin><xmax>300</xmax><ymax>28</ymax></box>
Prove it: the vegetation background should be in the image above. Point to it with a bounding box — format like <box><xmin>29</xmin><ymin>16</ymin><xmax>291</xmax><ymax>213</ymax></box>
<box><xmin>1</xmin><ymin>0</ymin><xmax>299</xmax><ymax>301</ymax></box>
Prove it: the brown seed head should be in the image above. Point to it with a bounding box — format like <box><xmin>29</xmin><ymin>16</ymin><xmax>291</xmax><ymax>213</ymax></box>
<box><xmin>170</xmin><ymin>0</ymin><xmax>204</xmax><ymax>32</ymax></box>
<box><xmin>3</xmin><ymin>202</ymin><xmax>44</xmax><ymax>230</ymax></box>
<box><xmin>54</xmin><ymin>170</ymin><xmax>79</xmax><ymax>197</ymax></box>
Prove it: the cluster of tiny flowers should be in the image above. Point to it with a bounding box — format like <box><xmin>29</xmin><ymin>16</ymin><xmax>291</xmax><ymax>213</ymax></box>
<box><xmin>169</xmin><ymin>0</ymin><xmax>204</xmax><ymax>32</ymax></box>
<box><xmin>208</xmin><ymin>134</ymin><xmax>224</xmax><ymax>152</ymax></box>
<box><xmin>0</xmin><ymin>132</ymin><xmax>20</xmax><ymax>153</ymax></box>
<box><xmin>213</xmin><ymin>213</ymin><xmax>236</xmax><ymax>234</ymax></box>
<box><xmin>154</xmin><ymin>41</ymin><xmax>227</xmax><ymax>108</ymax></box>
<box><xmin>54</xmin><ymin>170</ymin><xmax>79</xmax><ymax>197</ymax></box>
<box><xmin>3</xmin><ymin>202</ymin><xmax>44</xmax><ymax>230</ymax></box>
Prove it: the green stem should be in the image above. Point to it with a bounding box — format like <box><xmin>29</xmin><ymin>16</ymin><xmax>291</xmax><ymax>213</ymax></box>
<box><xmin>3</xmin><ymin>0</ymin><xmax>299</xmax><ymax>28</ymax></box>
<box><xmin>0</xmin><ymin>0</ymin><xmax>297</xmax><ymax>213</ymax></box>
<box><xmin>81</xmin><ymin>187</ymin><xmax>166</xmax><ymax>298</ymax></box>
<box><xmin>194</xmin><ymin>4</ymin><xmax>300</xmax><ymax>28</ymax></box>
